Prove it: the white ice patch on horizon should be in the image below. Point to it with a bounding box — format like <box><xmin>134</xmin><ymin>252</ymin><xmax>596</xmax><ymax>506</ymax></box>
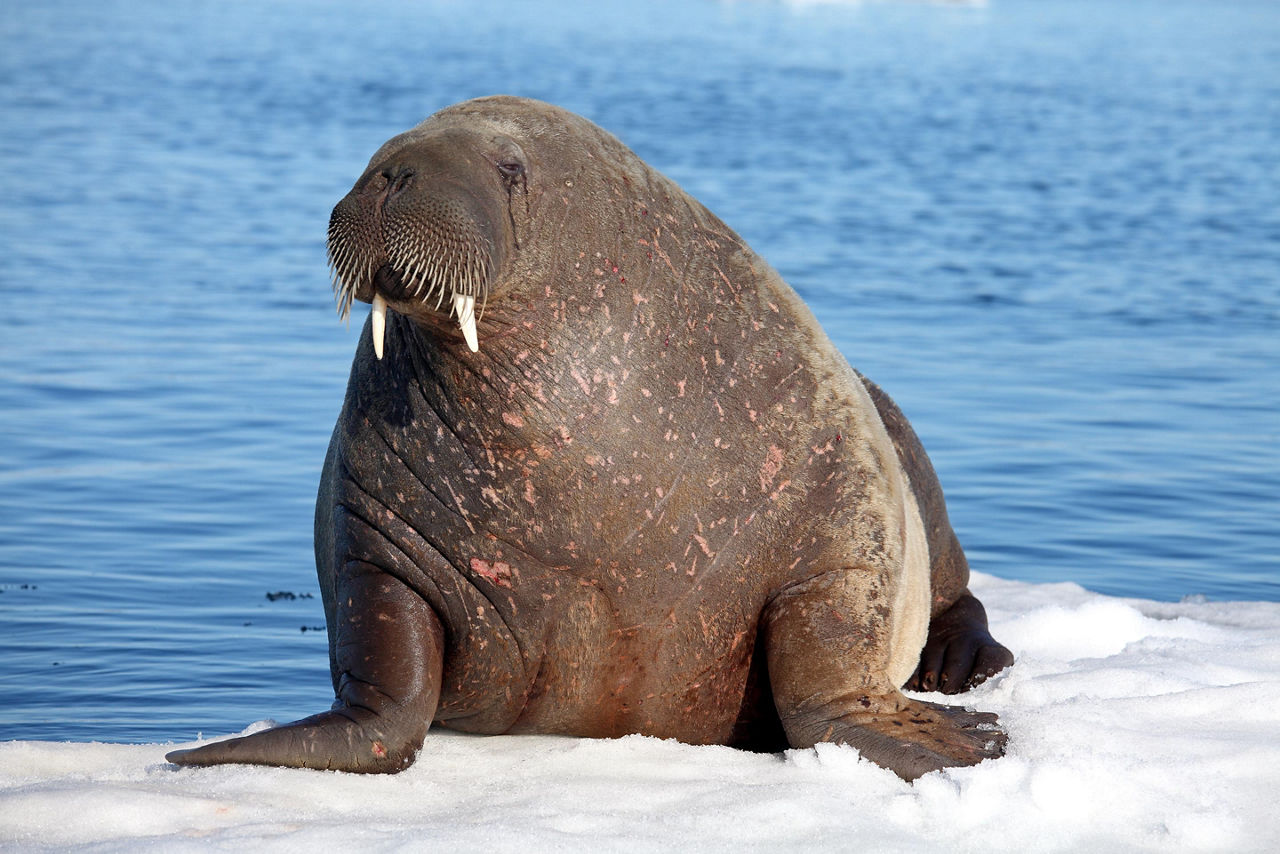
<box><xmin>770</xmin><ymin>0</ymin><xmax>990</xmax><ymax>9</ymax></box>
<box><xmin>2</xmin><ymin>574</ymin><xmax>1279</xmax><ymax>853</ymax></box>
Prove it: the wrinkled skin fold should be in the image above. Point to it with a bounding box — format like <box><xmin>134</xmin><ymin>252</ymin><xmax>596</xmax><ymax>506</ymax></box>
<box><xmin>168</xmin><ymin>96</ymin><xmax>1013</xmax><ymax>782</ymax></box>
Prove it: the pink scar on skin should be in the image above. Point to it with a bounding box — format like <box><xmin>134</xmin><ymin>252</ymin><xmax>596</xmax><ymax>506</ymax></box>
<box><xmin>758</xmin><ymin>444</ymin><xmax>784</xmax><ymax>493</ymax></box>
<box><xmin>470</xmin><ymin>558</ymin><xmax>514</xmax><ymax>589</ymax></box>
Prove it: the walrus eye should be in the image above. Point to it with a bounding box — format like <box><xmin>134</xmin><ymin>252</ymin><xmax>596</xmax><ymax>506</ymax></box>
<box><xmin>497</xmin><ymin>158</ymin><xmax>525</xmax><ymax>180</ymax></box>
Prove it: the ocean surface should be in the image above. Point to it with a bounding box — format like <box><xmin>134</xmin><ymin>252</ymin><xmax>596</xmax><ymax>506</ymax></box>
<box><xmin>1</xmin><ymin>0</ymin><xmax>1277</xmax><ymax>744</ymax></box>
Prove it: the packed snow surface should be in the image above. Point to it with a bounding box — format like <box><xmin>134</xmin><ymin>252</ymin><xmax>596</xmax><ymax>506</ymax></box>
<box><xmin>3</xmin><ymin>574</ymin><xmax>1279</xmax><ymax>852</ymax></box>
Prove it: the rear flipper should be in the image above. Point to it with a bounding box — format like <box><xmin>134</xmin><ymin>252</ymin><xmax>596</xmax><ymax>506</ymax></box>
<box><xmin>905</xmin><ymin>591</ymin><xmax>1014</xmax><ymax>695</ymax></box>
<box><xmin>167</xmin><ymin>565</ymin><xmax>444</xmax><ymax>773</ymax></box>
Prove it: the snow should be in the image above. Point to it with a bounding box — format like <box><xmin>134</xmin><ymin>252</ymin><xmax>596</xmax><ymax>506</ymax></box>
<box><xmin>3</xmin><ymin>574</ymin><xmax>1279</xmax><ymax>853</ymax></box>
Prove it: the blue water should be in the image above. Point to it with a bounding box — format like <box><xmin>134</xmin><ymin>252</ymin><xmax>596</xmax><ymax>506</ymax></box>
<box><xmin>1</xmin><ymin>0</ymin><xmax>1277</xmax><ymax>743</ymax></box>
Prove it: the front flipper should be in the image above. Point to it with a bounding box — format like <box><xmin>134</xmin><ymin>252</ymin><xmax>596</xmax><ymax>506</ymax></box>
<box><xmin>905</xmin><ymin>591</ymin><xmax>1014</xmax><ymax>695</ymax></box>
<box><xmin>167</xmin><ymin>565</ymin><xmax>444</xmax><ymax>773</ymax></box>
<box><xmin>764</xmin><ymin>570</ymin><xmax>1006</xmax><ymax>781</ymax></box>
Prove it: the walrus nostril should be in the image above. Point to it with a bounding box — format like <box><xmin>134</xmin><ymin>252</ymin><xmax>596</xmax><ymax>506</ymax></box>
<box><xmin>382</xmin><ymin>167</ymin><xmax>415</xmax><ymax>200</ymax></box>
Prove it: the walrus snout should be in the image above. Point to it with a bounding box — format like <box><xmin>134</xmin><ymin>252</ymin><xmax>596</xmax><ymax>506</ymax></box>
<box><xmin>327</xmin><ymin>149</ymin><xmax>507</xmax><ymax>357</ymax></box>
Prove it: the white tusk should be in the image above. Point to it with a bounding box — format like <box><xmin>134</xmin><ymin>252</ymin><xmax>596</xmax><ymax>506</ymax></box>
<box><xmin>371</xmin><ymin>293</ymin><xmax>387</xmax><ymax>360</ymax></box>
<box><xmin>452</xmin><ymin>292</ymin><xmax>479</xmax><ymax>353</ymax></box>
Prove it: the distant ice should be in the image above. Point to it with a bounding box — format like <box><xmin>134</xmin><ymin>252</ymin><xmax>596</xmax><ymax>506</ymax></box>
<box><xmin>3</xmin><ymin>574</ymin><xmax>1279</xmax><ymax>852</ymax></box>
<box><xmin>771</xmin><ymin>0</ymin><xmax>990</xmax><ymax>9</ymax></box>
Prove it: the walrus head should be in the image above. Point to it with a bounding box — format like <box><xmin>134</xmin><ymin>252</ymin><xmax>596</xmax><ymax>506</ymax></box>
<box><xmin>327</xmin><ymin>96</ymin><xmax>697</xmax><ymax>362</ymax></box>
<box><xmin>327</xmin><ymin>121</ymin><xmax>530</xmax><ymax>357</ymax></box>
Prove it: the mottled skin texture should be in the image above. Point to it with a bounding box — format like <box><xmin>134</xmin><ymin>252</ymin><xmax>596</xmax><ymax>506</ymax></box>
<box><xmin>167</xmin><ymin>96</ymin><xmax>1013</xmax><ymax>781</ymax></box>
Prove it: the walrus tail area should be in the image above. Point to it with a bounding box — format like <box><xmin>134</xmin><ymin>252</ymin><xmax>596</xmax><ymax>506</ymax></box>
<box><xmin>855</xmin><ymin>373</ymin><xmax>1016</xmax><ymax>694</ymax></box>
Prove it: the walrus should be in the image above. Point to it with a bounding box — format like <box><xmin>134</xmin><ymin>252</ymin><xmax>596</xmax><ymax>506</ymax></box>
<box><xmin>168</xmin><ymin>96</ymin><xmax>1013</xmax><ymax>781</ymax></box>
